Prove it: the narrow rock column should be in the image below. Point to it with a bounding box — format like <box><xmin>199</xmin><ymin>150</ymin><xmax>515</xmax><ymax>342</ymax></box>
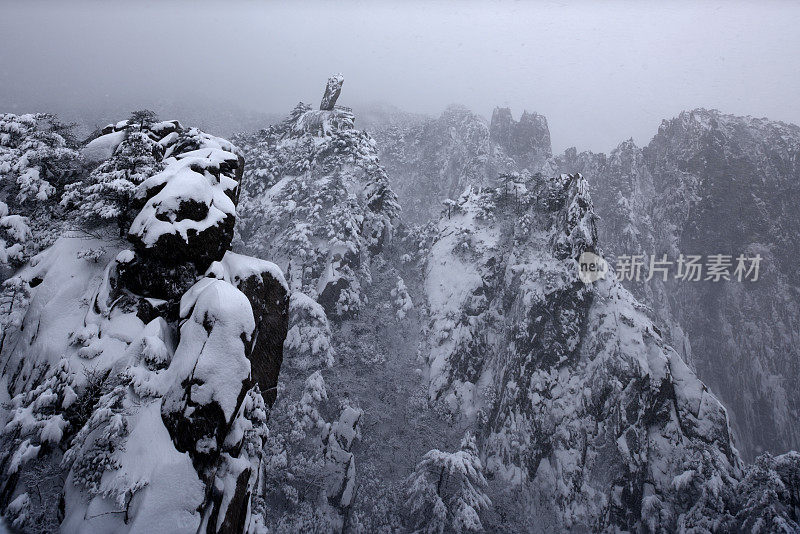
<box><xmin>320</xmin><ymin>74</ymin><xmax>344</xmax><ymax>110</ymax></box>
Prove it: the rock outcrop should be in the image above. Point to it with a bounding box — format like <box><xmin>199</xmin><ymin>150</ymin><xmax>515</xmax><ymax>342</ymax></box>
<box><xmin>558</xmin><ymin>109</ymin><xmax>800</xmax><ymax>460</ymax></box>
<box><xmin>234</xmin><ymin>80</ymin><xmax>400</xmax><ymax>319</ymax></box>
<box><xmin>0</xmin><ymin>119</ymin><xmax>288</xmax><ymax>533</ymax></box>
<box><xmin>320</xmin><ymin>73</ymin><xmax>345</xmax><ymax>111</ymax></box>
<box><xmin>370</xmin><ymin>105</ymin><xmax>554</xmax><ymax>223</ymax></box>
<box><xmin>490</xmin><ymin>107</ymin><xmax>552</xmax><ymax>171</ymax></box>
<box><xmin>422</xmin><ymin>172</ymin><xmax>743</xmax><ymax>531</ymax></box>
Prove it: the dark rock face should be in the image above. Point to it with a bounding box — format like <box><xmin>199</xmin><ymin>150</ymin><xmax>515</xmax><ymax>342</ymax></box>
<box><xmin>320</xmin><ymin>73</ymin><xmax>345</xmax><ymax>111</ymax></box>
<box><xmin>488</xmin><ymin>107</ymin><xmax>515</xmax><ymax>149</ymax></box>
<box><xmin>162</xmin><ymin>380</ymin><xmax>242</xmax><ymax>469</ymax></box>
<box><xmin>119</xmin><ymin>255</ymin><xmax>200</xmax><ymax>304</ymax></box>
<box><xmin>129</xmin><ymin>207</ymin><xmax>236</xmax><ymax>272</ymax></box>
<box><xmin>223</xmin><ymin>261</ymin><xmax>290</xmax><ymax>406</ymax></box>
<box><xmin>128</xmin><ymin>134</ymin><xmax>287</xmax><ymax>532</ymax></box>
<box><xmin>117</xmin><ymin>128</ymin><xmax>245</xmax><ymax>306</ymax></box>
<box><xmin>211</xmin><ymin>468</ymin><xmax>251</xmax><ymax>534</ymax></box>
<box><xmin>558</xmin><ymin>109</ymin><xmax>800</xmax><ymax>459</ymax></box>
<box><xmin>317</xmin><ymin>276</ymin><xmax>353</xmax><ymax>318</ymax></box>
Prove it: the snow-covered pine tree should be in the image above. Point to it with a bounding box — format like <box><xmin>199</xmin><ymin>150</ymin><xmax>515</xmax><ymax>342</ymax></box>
<box><xmin>0</xmin><ymin>356</ymin><xmax>79</xmax><ymax>531</ymax></box>
<box><xmin>0</xmin><ymin>201</ymin><xmax>31</xmax><ymax>267</ymax></box>
<box><xmin>0</xmin><ymin>113</ymin><xmax>82</xmax><ymax>267</ymax></box>
<box><xmin>406</xmin><ymin>432</ymin><xmax>491</xmax><ymax>533</ymax></box>
<box><xmin>61</xmin><ymin>377</ymin><xmax>131</xmax><ymax>507</ymax></box>
<box><xmin>234</xmin><ymin>77</ymin><xmax>401</xmax><ymax>320</ymax></box>
<box><xmin>284</xmin><ymin>292</ymin><xmax>334</xmax><ymax>371</ymax></box>
<box><xmin>258</xmin><ymin>370</ymin><xmax>341</xmax><ymax>531</ymax></box>
<box><xmin>128</xmin><ymin>109</ymin><xmax>159</xmax><ymax>132</ymax></box>
<box><xmin>391</xmin><ymin>276</ymin><xmax>413</xmax><ymax>319</ymax></box>
<box><xmin>0</xmin><ymin>113</ymin><xmax>82</xmax><ymax>205</ymax></box>
<box><xmin>62</xmin><ymin>127</ymin><xmax>162</xmax><ymax>233</ymax></box>
<box><xmin>733</xmin><ymin>452</ymin><xmax>800</xmax><ymax>533</ymax></box>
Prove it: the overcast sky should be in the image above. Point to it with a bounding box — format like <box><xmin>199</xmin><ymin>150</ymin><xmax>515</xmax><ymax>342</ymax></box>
<box><xmin>1</xmin><ymin>0</ymin><xmax>799</xmax><ymax>153</ymax></box>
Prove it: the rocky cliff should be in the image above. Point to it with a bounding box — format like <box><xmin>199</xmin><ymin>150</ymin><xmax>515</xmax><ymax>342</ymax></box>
<box><xmin>558</xmin><ymin>109</ymin><xmax>800</xmax><ymax>460</ymax></box>
<box><xmin>421</xmin><ymin>173</ymin><xmax>749</xmax><ymax>531</ymax></box>
<box><xmin>374</xmin><ymin>101</ymin><xmax>800</xmax><ymax>461</ymax></box>
<box><xmin>0</xmin><ymin>119</ymin><xmax>288</xmax><ymax>533</ymax></box>
<box><xmin>3</xmin><ymin>89</ymin><xmax>799</xmax><ymax>533</ymax></box>
<box><xmin>489</xmin><ymin>107</ymin><xmax>552</xmax><ymax>172</ymax></box>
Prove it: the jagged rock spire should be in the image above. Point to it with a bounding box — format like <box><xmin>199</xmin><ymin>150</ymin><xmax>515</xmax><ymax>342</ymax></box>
<box><xmin>320</xmin><ymin>73</ymin><xmax>344</xmax><ymax>110</ymax></box>
<box><xmin>489</xmin><ymin>106</ymin><xmax>552</xmax><ymax>166</ymax></box>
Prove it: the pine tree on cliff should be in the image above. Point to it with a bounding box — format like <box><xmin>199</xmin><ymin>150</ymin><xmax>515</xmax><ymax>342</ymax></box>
<box><xmin>0</xmin><ymin>113</ymin><xmax>82</xmax><ymax>204</ymax></box>
<box><xmin>406</xmin><ymin>433</ymin><xmax>491</xmax><ymax>533</ymax></box>
<box><xmin>62</xmin><ymin>129</ymin><xmax>162</xmax><ymax>234</ymax></box>
<box><xmin>128</xmin><ymin>109</ymin><xmax>158</xmax><ymax>131</ymax></box>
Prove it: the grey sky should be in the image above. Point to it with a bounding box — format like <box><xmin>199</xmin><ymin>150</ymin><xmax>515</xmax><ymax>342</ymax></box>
<box><xmin>1</xmin><ymin>0</ymin><xmax>799</xmax><ymax>153</ymax></box>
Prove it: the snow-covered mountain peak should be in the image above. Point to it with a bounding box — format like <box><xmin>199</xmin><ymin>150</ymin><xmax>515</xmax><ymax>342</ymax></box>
<box><xmin>234</xmin><ymin>82</ymin><xmax>400</xmax><ymax>319</ymax></box>
<box><xmin>562</xmin><ymin>109</ymin><xmax>800</xmax><ymax>460</ymax></box>
<box><xmin>420</xmin><ymin>169</ymin><xmax>751</xmax><ymax>530</ymax></box>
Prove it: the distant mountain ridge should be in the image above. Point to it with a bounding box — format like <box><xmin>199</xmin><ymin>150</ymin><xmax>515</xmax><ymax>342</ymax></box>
<box><xmin>369</xmin><ymin>102</ymin><xmax>800</xmax><ymax>460</ymax></box>
<box><xmin>369</xmin><ymin>105</ymin><xmax>554</xmax><ymax>223</ymax></box>
<box><xmin>557</xmin><ymin>108</ymin><xmax>800</xmax><ymax>460</ymax></box>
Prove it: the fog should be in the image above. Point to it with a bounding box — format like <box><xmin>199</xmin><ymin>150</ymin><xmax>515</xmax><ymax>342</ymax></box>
<box><xmin>1</xmin><ymin>0</ymin><xmax>799</xmax><ymax>153</ymax></box>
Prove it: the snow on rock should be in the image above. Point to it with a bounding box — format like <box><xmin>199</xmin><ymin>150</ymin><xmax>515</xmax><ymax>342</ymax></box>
<box><xmin>319</xmin><ymin>73</ymin><xmax>345</xmax><ymax>111</ymax></box>
<box><xmin>207</xmin><ymin>251</ymin><xmax>290</xmax><ymax>406</ymax></box>
<box><xmin>128</xmin><ymin>134</ymin><xmax>241</xmax><ymax>270</ymax></box>
<box><xmin>323</xmin><ymin>405</ymin><xmax>362</xmax><ymax>509</ymax></box>
<box><xmin>61</xmin><ymin>400</ymin><xmax>206</xmax><ymax>534</ymax></box>
<box><xmin>422</xmin><ymin>172</ymin><xmax>743</xmax><ymax>531</ymax></box>
<box><xmin>234</xmin><ymin>77</ymin><xmax>400</xmax><ymax>319</ymax></box>
<box><xmin>0</xmin><ymin>120</ymin><xmax>288</xmax><ymax>533</ymax></box>
<box><xmin>423</xmin><ymin>185</ymin><xmax>503</xmax><ymax>413</ymax></box>
<box><xmin>164</xmin><ymin>277</ymin><xmax>254</xmax><ymax>423</ymax></box>
<box><xmin>213</xmin><ymin>250</ymin><xmax>288</xmax><ymax>293</ymax></box>
<box><xmin>80</xmin><ymin>129</ymin><xmax>127</xmax><ymax>163</ymax></box>
<box><xmin>0</xmin><ymin>234</ymin><xmax>123</xmax><ymax>396</ymax></box>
